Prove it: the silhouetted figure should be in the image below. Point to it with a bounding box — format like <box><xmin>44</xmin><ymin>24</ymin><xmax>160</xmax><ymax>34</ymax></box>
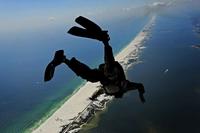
<box><xmin>44</xmin><ymin>16</ymin><xmax>145</xmax><ymax>103</ymax></box>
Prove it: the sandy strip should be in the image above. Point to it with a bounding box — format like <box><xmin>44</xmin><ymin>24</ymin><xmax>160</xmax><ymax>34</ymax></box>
<box><xmin>32</xmin><ymin>15</ymin><xmax>156</xmax><ymax>133</ymax></box>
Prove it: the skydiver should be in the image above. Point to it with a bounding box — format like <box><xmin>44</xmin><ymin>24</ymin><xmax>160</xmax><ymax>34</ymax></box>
<box><xmin>44</xmin><ymin>16</ymin><xmax>145</xmax><ymax>103</ymax></box>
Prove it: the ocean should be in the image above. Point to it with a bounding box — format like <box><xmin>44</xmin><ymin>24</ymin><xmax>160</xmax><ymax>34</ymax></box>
<box><xmin>80</xmin><ymin>3</ymin><xmax>200</xmax><ymax>133</ymax></box>
<box><xmin>1</xmin><ymin>1</ymin><xmax>200</xmax><ymax>133</ymax></box>
<box><xmin>0</xmin><ymin>13</ymin><xmax>149</xmax><ymax>132</ymax></box>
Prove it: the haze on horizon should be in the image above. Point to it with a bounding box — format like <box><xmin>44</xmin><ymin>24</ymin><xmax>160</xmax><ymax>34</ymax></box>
<box><xmin>0</xmin><ymin>0</ymin><xmax>195</xmax><ymax>34</ymax></box>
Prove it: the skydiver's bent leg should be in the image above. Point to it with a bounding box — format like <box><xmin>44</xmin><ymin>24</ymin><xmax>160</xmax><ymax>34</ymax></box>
<box><xmin>44</xmin><ymin>50</ymin><xmax>106</xmax><ymax>83</ymax></box>
<box><xmin>103</xmin><ymin>42</ymin><xmax>115</xmax><ymax>65</ymax></box>
<box><xmin>64</xmin><ymin>57</ymin><xmax>105</xmax><ymax>83</ymax></box>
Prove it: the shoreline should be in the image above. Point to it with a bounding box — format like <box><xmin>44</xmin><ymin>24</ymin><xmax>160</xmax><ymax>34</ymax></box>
<box><xmin>32</xmin><ymin>15</ymin><xmax>156</xmax><ymax>133</ymax></box>
<box><xmin>27</xmin><ymin>80</ymin><xmax>87</xmax><ymax>132</ymax></box>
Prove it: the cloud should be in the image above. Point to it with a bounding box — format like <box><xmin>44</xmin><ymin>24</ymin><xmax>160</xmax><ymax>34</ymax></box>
<box><xmin>122</xmin><ymin>7</ymin><xmax>132</xmax><ymax>12</ymax></box>
<box><xmin>138</xmin><ymin>1</ymin><xmax>175</xmax><ymax>14</ymax></box>
<box><xmin>149</xmin><ymin>1</ymin><xmax>172</xmax><ymax>9</ymax></box>
<box><xmin>116</xmin><ymin>1</ymin><xmax>175</xmax><ymax>18</ymax></box>
<box><xmin>152</xmin><ymin>2</ymin><xmax>167</xmax><ymax>7</ymax></box>
<box><xmin>48</xmin><ymin>16</ymin><xmax>56</xmax><ymax>21</ymax></box>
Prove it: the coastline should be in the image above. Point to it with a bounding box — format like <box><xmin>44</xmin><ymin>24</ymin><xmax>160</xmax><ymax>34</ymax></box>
<box><xmin>32</xmin><ymin>15</ymin><xmax>156</xmax><ymax>133</ymax></box>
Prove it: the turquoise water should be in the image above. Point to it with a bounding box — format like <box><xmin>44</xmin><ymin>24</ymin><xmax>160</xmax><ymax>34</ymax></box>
<box><xmin>0</xmin><ymin>14</ymin><xmax>149</xmax><ymax>132</ymax></box>
<box><xmin>81</xmin><ymin>4</ymin><xmax>200</xmax><ymax>133</ymax></box>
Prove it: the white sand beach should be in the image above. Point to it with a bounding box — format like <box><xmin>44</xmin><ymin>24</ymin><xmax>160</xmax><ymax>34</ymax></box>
<box><xmin>32</xmin><ymin>15</ymin><xmax>156</xmax><ymax>133</ymax></box>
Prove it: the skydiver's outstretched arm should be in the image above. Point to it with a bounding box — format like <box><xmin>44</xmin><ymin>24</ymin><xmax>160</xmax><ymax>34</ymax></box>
<box><xmin>111</xmin><ymin>80</ymin><xmax>145</xmax><ymax>102</ymax></box>
<box><xmin>122</xmin><ymin>80</ymin><xmax>145</xmax><ymax>103</ymax></box>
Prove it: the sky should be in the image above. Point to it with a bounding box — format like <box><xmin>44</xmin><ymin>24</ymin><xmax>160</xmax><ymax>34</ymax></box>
<box><xmin>0</xmin><ymin>0</ymin><xmax>199</xmax><ymax>34</ymax></box>
<box><xmin>0</xmin><ymin>0</ymin><xmax>150</xmax><ymax>33</ymax></box>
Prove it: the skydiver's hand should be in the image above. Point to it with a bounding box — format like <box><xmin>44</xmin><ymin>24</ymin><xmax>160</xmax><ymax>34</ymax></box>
<box><xmin>139</xmin><ymin>93</ymin><xmax>145</xmax><ymax>103</ymax></box>
<box><xmin>138</xmin><ymin>84</ymin><xmax>145</xmax><ymax>103</ymax></box>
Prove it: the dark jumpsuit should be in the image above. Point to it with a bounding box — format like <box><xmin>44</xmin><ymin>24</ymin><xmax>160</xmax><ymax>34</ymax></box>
<box><xmin>64</xmin><ymin>43</ymin><xmax>142</xmax><ymax>98</ymax></box>
<box><xmin>45</xmin><ymin>42</ymin><xmax>144</xmax><ymax>101</ymax></box>
<box><xmin>66</xmin><ymin>44</ymin><xmax>125</xmax><ymax>85</ymax></box>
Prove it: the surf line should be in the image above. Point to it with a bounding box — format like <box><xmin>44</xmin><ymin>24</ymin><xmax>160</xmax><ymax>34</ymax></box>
<box><xmin>60</xmin><ymin>15</ymin><xmax>157</xmax><ymax>133</ymax></box>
